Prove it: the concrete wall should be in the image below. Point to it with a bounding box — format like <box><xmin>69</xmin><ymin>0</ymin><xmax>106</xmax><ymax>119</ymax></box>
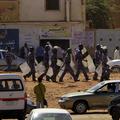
<box><xmin>1</xmin><ymin>23</ymin><xmax>119</xmax><ymax>58</ymax></box>
<box><xmin>96</xmin><ymin>29</ymin><xmax>120</xmax><ymax>58</ymax></box>
<box><xmin>71</xmin><ymin>0</ymin><xmax>84</xmax><ymax>21</ymax></box>
<box><xmin>20</xmin><ymin>0</ymin><xmax>65</xmax><ymax>21</ymax></box>
<box><xmin>20</xmin><ymin>0</ymin><xmax>85</xmax><ymax>22</ymax></box>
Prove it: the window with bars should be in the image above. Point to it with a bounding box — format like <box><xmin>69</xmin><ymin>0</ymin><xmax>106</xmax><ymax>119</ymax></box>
<box><xmin>46</xmin><ymin>0</ymin><xmax>59</xmax><ymax>10</ymax></box>
<box><xmin>81</xmin><ymin>0</ymin><xmax>84</xmax><ymax>5</ymax></box>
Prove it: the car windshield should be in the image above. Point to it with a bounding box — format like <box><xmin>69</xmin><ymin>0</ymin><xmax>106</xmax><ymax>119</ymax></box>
<box><xmin>86</xmin><ymin>81</ymin><xmax>106</xmax><ymax>93</ymax></box>
<box><xmin>32</xmin><ymin>113</ymin><xmax>72</xmax><ymax>120</ymax></box>
<box><xmin>0</xmin><ymin>79</ymin><xmax>23</xmax><ymax>91</ymax></box>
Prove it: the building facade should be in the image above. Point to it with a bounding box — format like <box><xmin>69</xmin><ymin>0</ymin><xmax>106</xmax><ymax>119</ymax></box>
<box><xmin>0</xmin><ymin>0</ymin><xmax>86</xmax><ymax>53</ymax></box>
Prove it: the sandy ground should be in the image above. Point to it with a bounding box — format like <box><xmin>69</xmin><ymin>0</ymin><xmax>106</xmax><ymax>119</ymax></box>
<box><xmin>25</xmin><ymin>72</ymin><xmax>120</xmax><ymax>108</ymax></box>
<box><xmin>1</xmin><ymin>71</ymin><xmax>118</xmax><ymax>120</ymax></box>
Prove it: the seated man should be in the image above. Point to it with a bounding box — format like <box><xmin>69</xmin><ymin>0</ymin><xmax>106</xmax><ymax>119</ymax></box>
<box><xmin>11</xmin><ymin>81</ymin><xmax>20</xmax><ymax>89</ymax></box>
<box><xmin>107</xmin><ymin>83</ymin><xmax>116</xmax><ymax>93</ymax></box>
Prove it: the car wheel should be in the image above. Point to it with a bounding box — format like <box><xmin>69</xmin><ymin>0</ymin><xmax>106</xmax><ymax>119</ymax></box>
<box><xmin>72</xmin><ymin>101</ymin><xmax>87</xmax><ymax>114</ymax></box>
<box><xmin>111</xmin><ymin>107</ymin><xmax>120</xmax><ymax>120</ymax></box>
<box><xmin>112</xmin><ymin>116</ymin><xmax>119</xmax><ymax>120</ymax></box>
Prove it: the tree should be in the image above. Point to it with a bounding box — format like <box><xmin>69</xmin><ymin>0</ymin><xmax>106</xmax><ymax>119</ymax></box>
<box><xmin>86</xmin><ymin>0</ymin><xmax>110</xmax><ymax>29</ymax></box>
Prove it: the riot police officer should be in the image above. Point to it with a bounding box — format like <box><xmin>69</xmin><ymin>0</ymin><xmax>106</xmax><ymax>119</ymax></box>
<box><xmin>24</xmin><ymin>47</ymin><xmax>36</xmax><ymax>81</ymax></box>
<box><xmin>100</xmin><ymin>47</ymin><xmax>110</xmax><ymax>81</ymax></box>
<box><xmin>75</xmin><ymin>44</ymin><xmax>89</xmax><ymax>81</ymax></box>
<box><xmin>59</xmin><ymin>48</ymin><xmax>78</xmax><ymax>82</ymax></box>
<box><xmin>39</xmin><ymin>45</ymin><xmax>50</xmax><ymax>81</ymax></box>
<box><xmin>93</xmin><ymin>44</ymin><xmax>102</xmax><ymax>80</ymax></box>
<box><xmin>50</xmin><ymin>47</ymin><xmax>60</xmax><ymax>82</ymax></box>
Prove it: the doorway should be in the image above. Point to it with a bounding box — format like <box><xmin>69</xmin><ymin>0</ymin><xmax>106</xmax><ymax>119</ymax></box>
<box><xmin>40</xmin><ymin>39</ymin><xmax>70</xmax><ymax>50</ymax></box>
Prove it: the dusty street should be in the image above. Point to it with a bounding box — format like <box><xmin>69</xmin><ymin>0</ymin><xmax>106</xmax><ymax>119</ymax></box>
<box><xmin>65</xmin><ymin>109</ymin><xmax>112</xmax><ymax>120</ymax></box>
<box><xmin>1</xmin><ymin>72</ymin><xmax>119</xmax><ymax>120</ymax></box>
<box><xmin>72</xmin><ymin>114</ymin><xmax>111</xmax><ymax>120</ymax></box>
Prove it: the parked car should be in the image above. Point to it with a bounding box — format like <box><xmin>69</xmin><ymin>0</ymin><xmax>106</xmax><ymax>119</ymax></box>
<box><xmin>107</xmin><ymin>59</ymin><xmax>120</xmax><ymax>72</ymax></box>
<box><xmin>58</xmin><ymin>80</ymin><xmax>120</xmax><ymax>114</ymax></box>
<box><xmin>108</xmin><ymin>95</ymin><xmax>120</xmax><ymax>120</ymax></box>
<box><xmin>28</xmin><ymin>108</ymin><xmax>72</xmax><ymax>120</ymax></box>
<box><xmin>0</xmin><ymin>73</ymin><xmax>27</xmax><ymax>120</ymax></box>
<box><xmin>0</xmin><ymin>49</ymin><xmax>25</xmax><ymax>70</ymax></box>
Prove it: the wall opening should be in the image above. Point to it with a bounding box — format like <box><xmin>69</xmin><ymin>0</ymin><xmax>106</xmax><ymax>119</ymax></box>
<box><xmin>40</xmin><ymin>39</ymin><xmax>70</xmax><ymax>50</ymax></box>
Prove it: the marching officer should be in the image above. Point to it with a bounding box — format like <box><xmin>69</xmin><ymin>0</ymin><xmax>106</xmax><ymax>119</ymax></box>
<box><xmin>100</xmin><ymin>47</ymin><xmax>110</xmax><ymax>81</ymax></box>
<box><xmin>59</xmin><ymin>48</ymin><xmax>78</xmax><ymax>82</ymax></box>
<box><xmin>24</xmin><ymin>47</ymin><xmax>36</xmax><ymax>81</ymax></box>
<box><xmin>93</xmin><ymin>44</ymin><xmax>102</xmax><ymax>80</ymax></box>
<box><xmin>50</xmin><ymin>47</ymin><xmax>60</xmax><ymax>82</ymax></box>
<box><xmin>75</xmin><ymin>44</ymin><xmax>90</xmax><ymax>81</ymax></box>
<box><xmin>39</xmin><ymin>45</ymin><xmax>50</xmax><ymax>81</ymax></box>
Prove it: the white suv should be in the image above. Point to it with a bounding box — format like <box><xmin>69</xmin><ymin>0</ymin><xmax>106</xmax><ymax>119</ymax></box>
<box><xmin>0</xmin><ymin>73</ymin><xmax>27</xmax><ymax>120</ymax></box>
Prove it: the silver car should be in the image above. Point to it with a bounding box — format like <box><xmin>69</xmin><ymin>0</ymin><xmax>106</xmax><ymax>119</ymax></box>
<box><xmin>59</xmin><ymin>80</ymin><xmax>120</xmax><ymax>114</ymax></box>
<box><xmin>28</xmin><ymin>108</ymin><xmax>72</xmax><ymax>120</ymax></box>
<box><xmin>0</xmin><ymin>49</ymin><xmax>25</xmax><ymax>70</ymax></box>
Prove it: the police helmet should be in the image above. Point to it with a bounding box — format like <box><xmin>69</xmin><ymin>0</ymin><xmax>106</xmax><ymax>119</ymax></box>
<box><xmin>96</xmin><ymin>44</ymin><xmax>101</xmax><ymax>50</ymax></box>
<box><xmin>102</xmin><ymin>46</ymin><xmax>108</xmax><ymax>54</ymax></box>
<box><xmin>67</xmin><ymin>48</ymin><xmax>72</xmax><ymax>53</ymax></box>
<box><xmin>78</xmin><ymin>44</ymin><xmax>83</xmax><ymax>50</ymax></box>
<box><xmin>116</xmin><ymin>46</ymin><xmax>119</xmax><ymax>50</ymax></box>
<box><xmin>52</xmin><ymin>48</ymin><xmax>57</xmax><ymax>54</ymax></box>
<box><xmin>45</xmin><ymin>45</ymin><xmax>50</xmax><ymax>51</ymax></box>
<box><xmin>29</xmin><ymin>47</ymin><xmax>34</xmax><ymax>52</ymax></box>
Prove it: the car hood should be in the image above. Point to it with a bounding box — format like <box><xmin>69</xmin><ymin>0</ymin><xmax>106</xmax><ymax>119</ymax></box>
<box><xmin>61</xmin><ymin>91</ymin><xmax>93</xmax><ymax>98</ymax></box>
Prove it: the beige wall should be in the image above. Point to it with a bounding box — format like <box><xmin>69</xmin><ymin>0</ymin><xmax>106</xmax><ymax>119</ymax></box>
<box><xmin>71</xmin><ymin>0</ymin><xmax>86</xmax><ymax>28</ymax></box>
<box><xmin>20</xmin><ymin>0</ymin><xmax>65</xmax><ymax>21</ymax></box>
<box><xmin>71</xmin><ymin>0</ymin><xmax>82</xmax><ymax>21</ymax></box>
<box><xmin>19</xmin><ymin>0</ymin><xmax>85</xmax><ymax>22</ymax></box>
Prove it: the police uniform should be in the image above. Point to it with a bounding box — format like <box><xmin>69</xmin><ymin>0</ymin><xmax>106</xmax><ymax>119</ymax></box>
<box><xmin>93</xmin><ymin>44</ymin><xmax>102</xmax><ymax>80</ymax></box>
<box><xmin>59</xmin><ymin>48</ymin><xmax>78</xmax><ymax>82</ymax></box>
<box><xmin>100</xmin><ymin>48</ymin><xmax>110</xmax><ymax>81</ymax></box>
<box><xmin>24</xmin><ymin>47</ymin><xmax>36</xmax><ymax>81</ymax></box>
<box><xmin>75</xmin><ymin>44</ymin><xmax>89</xmax><ymax>81</ymax></box>
<box><xmin>50</xmin><ymin>48</ymin><xmax>60</xmax><ymax>82</ymax></box>
<box><xmin>39</xmin><ymin>45</ymin><xmax>50</xmax><ymax>81</ymax></box>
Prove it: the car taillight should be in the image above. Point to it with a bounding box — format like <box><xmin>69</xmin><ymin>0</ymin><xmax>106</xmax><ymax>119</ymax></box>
<box><xmin>0</xmin><ymin>97</ymin><xmax>25</xmax><ymax>101</ymax></box>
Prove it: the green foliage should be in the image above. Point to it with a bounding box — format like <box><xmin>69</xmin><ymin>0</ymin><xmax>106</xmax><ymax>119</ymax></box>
<box><xmin>86</xmin><ymin>0</ymin><xmax>110</xmax><ymax>29</ymax></box>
